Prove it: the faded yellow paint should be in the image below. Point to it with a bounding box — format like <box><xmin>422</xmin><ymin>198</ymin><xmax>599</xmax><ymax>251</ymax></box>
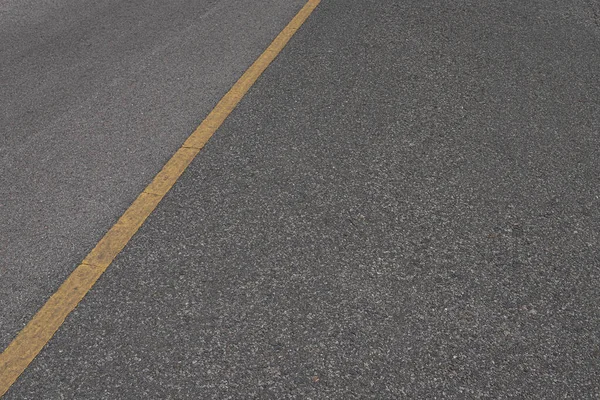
<box><xmin>81</xmin><ymin>192</ymin><xmax>163</xmax><ymax>268</ymax></box>
<box><xmin>0</xmin><ymin>0</ymin><xmax>320</xmax><ymax>395</ymax></box>
<box><xmin>183</xmin><ymin>0</ymin><xmax>319</xmax><ymax>149</ymax></box>
<box><xmin>144</xmin><ymin>147</ymin><xmax>200</xmax><ymax>196</ymax></box>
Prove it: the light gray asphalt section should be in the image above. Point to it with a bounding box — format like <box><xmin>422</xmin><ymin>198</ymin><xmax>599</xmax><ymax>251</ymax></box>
<box><xmin>0</xmin><ymin>0</ymin><xmax>305</xmax><ymax>349</ymax></box>
<box><xmin>6</xmin><ymin>0</ymin><xmax>600</xmax><ymax>398</ymax></box>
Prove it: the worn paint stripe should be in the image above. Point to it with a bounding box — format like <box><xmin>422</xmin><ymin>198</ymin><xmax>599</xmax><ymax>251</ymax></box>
<box><xmin>0</xmin><ymin>0</ymin><xmax>320</xmax><ymax>395</ymax></box>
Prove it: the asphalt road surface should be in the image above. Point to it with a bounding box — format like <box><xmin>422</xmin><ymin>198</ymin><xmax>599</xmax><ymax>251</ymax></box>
<box><xmin>3</xmin><ymin>0</ymin><xmax>600</xmax><ymax>398</ymax></box>
<box><xmin>0</xmin><ymin>0</ymin><xmax>305</xmax><ymax>351</ymax></box>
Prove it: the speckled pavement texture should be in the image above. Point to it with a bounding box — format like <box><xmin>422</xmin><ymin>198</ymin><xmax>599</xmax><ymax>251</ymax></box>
<box><xmin>0</xmin><ymin>0</ymin><xmax>305</xmax><ymax>351</ymax></box>
<box><xmin>5</xmin><ymin>0</ymin><xmax>600</xmax><ymax>398</ymax></box>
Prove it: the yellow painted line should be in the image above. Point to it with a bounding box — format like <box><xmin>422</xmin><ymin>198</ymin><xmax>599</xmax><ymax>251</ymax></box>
<box><xmin>0</xmin><ymin>0</ymin><xmax>320</xmax><ymax>395</ymax></box>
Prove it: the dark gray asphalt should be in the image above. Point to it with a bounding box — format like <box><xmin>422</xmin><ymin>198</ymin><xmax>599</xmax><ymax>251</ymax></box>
<box><xmin>5</xmin><ymin>0</ymin><xmax>600</xmax><ymax>398</ymax></box>
<box><xmin>0</xmin><ymin>0</ymin><xmax>305</xmax><ymax>350</ymax></box>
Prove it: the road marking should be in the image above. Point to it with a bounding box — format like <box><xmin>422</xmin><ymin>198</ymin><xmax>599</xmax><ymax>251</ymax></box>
<box><xmin>0</xmin><ymin>0</ymin><xmax>320</xmax><ymax>395</ymax></box>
